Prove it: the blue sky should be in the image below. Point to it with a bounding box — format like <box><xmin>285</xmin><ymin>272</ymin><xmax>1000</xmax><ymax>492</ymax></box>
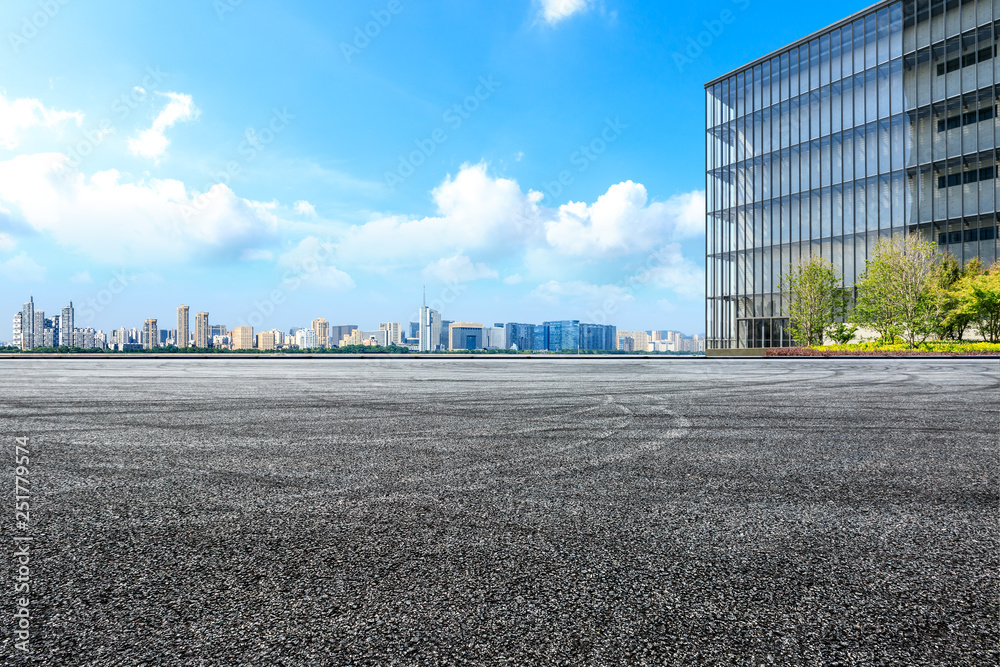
<box><xmin>0</xmin><ymin>0</ymin><xmax>874</xmax><ymax>338</ymax></box>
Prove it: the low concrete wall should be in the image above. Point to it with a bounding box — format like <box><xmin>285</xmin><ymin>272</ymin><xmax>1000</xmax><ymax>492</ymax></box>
<box><xmin>705</xmin><ymin>348</ymin><xmax>767</xmax><ymax>358</ymax></box>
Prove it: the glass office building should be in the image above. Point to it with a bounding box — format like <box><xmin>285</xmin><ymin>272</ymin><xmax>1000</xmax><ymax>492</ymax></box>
<box><xmin>706</xmin><ymin>0</ymin><xmax>999</xmax><ymax>348</ymax></box>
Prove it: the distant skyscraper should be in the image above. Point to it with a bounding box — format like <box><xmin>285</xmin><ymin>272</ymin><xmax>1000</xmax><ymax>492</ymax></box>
<box><xmin>295</xmin><ymin>328</ymin><xmax>319</xmax><ymax>349</ymax></box>
<box><xmin>483</xmin><ymin>326</ymin><xmax>506</xmax><ymax>350</ymax></box>
<box><xmin>542</xmin><ymin>321</ymin><xmax>580</xmax><ymax>352</ymax></box>
<box><xmin>448</xmin><ymin>322</ymin><xmax>484</xmax><ymax>351</ymax></box>
<box><xmin>360</xmin><ymin>330</ymin><xmax>390</xmax><ymax>346</ymax></box>
<box><xmin>177</xmin><ymin>305</ymin><xmax>190</xmax><ymax>349</ymax></box>
<box><xmin>231</xmin><ymin>326</ymin><xmax>254</xmax><ymax>351</ymax></box>
<box><xmin>418</xmin><ymin>289</ymin><xmax>441</xmax><ymax>352</ymax></box>
<box><xmin>12</xmin><ymin>312</ymin><xmax>22</xmax><ymax>349</ymax></box>
<box><xmin>143</xmin><ymin>319</ymin><xmax>158</xmax><ymax>350</ymax></box>
<box><xmin>32</xmin><ymin>309</ymin><xmax>44</xmax><ymax>349</ymax></box>
<box><xmin>379</xmin><ymin>322</ymin><xmax>402</xmax><ymax>345</ymax></box>
<box><xmin>195</xmin><ymin>312</ymin><xmax>210</xmax><ymax>348</ymax></box>
<box><xmin>504</xmin><ymin>323</ymin><xmax>535</xmax><ymax>351</ymax></box>
<box><xmin>59</xmin><ymin>302</ymin><xmax>74</xmax><ymax>346</ymax></box>
<box><xmin>20</xmin><ymin>298</ymin><xmax>34</xmax><ymax>350</ymax></box>
<box><xmin>257</xmin><ymin>330</ymin><xmax>277</xmax><ymax>351</ymax></box>
<box><xmin>330</xmin><ymin>325</ymin><xmax>359</xmax><ymax>347</ymax></box>
<box><xmin>580</xmin><ymin>323</ymin><xmax>617</xmax><ymax>351</ymax></box>
<box><xmin>311</xmin><ymin>318</ymin><xmax>330</xmax><ymax>348</ymax></box>
<box><xmin>439</xmin><ymin>320</ymin><xmax>453</xmax><ymax>349</ymax></box>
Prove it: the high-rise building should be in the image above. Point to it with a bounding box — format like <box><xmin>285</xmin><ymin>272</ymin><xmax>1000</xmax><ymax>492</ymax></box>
<box><xmin>20</xmin><ymin>298</ymin><xmax>34</xmax><ymax>350</ymax></box>
<box><xmin>231</xmin><ymin>326</ymin><xmax>254</xmax><ymax>350</ymax></box>
<box><xmin>176</xmin><ymin>305</ymin><xmax>190</xmax><ymax>349</ymax></box>
<box><xmin>483</xmin><ymin>326</ymin><xmax>506</xmax><ymax>350</ymax></box>
<box><xmin>504</xmin><ymin>323</ymin><xmax>535</xmax><ymax>351</ymax></box>
<box><xmin>543</xmin><ymin>321</ymin><xmax>581</xmax><ymax>352</ymax></box>
<box><xmin>448</xmin><ymin>322</ymin><xmax>484</xmax><ymax>351</ymax></box>
<box><xmin>379</xmin><ymin>322</ymin><xmax>402</xmax><ymax>345</ymax></box>
<box><xmin>42</xmin><ymin>318</ymin><xmax>57</xmax><ymax>348</ymax></box>
<box><xmin>580</xmin><ymin>323</ymin><xmax>617</xmax><ymax>351</ymax></box>
<box><xmin>330</xmin><ymin>325</ymin><xmax>359</xmax><ymax>347</ymax></box>
<box><xmin>706</xmin><ymin>0</ymin><xmax>1000</xmax><ymax>348</ymax></box>
<box><xmin>143</xmin><ymin>319</ymin><xmax>158</xmax><ymax>350</ymax></box>
<box><xmin>32</xmin><ymin>309</ymin><xmax>44</xmax><ymax>349</ymax></box>
<box><xmin>533</xmin><ymin>324</ymin><xmax>549</xmax><ymax>351</ymax></box>
<box><xmin>12</xmin><ymin>312</ymin><xmax>22</xmax><ymax>349</ymax></box>
<box><xmin>59</xmin><ymin>303</ymin><xmax>74</xmax><ymax>346</ymax></box>
<box><xmin>341</xmin><ymin>329</ymin><xmax>365</xmax><ymax>346</ymax></box>
<box><xmin>195</xmin><ymin>312</ymin><xmax>210</xmax><ymax>348</ymax></box>
<box><xmin>311</xmin><ymin>318</ymin><xmax>330</xmax><ymax>348</ymax></box>
<box><xmin>295</xmin><ymin>328</ymin><xmax>319</xmax><ymax>349</ymax></box>
<box><xmin>618</xmin><ymin>334</ymin><xmax>636</xmax><ymax>352</ymax></box>
<box><xmin>361</xmin><ymin>330</ymin><xmax>390</xmax><ymax>346</ymax></box>
<box><xmin>439</xmin><ymin>320</ymin><xmax>453</xmax><ymax>349</ymax></box>
<box><xmin>419</xmin><ymin>289</ymin><xmax>442</xmax><ymax>352</ymax></box>
<box><xmin>257</xmin><ymin>330</ymin><xmax>277</xmax><ymax>350</ymax></box>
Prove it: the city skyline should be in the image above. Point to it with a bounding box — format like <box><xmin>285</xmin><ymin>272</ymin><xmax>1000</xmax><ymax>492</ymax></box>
<box><xmin>0</xmin><ymin>1</ymin><xmax>880</xmax><ymax>336</ymax></box>
<box><xmin>6</xmin><ymin>292</ymin><xmax>706</xmax><ymax>351</ymax></box>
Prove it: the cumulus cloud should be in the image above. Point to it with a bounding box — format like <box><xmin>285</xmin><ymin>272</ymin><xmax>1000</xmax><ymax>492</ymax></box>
<box><xmin>0</xmin><ymin>92</ymin><xmax>83</xmax><ymax>150</ymax></box>
<box><xmin>0</xmin><ymin>232</ymin><xmax>15</xmax><ymax>252</ymax></box>
<box><xmin>294</xmin><ymin>200</ymin><xmax>316</xmax><ymax>216</ymax></box>
<box><xmin>335</xmin><ymin>163</ymin><xmax>544</xmax><ymax>267</ymax></box>
<box><xmin>422</xmin><ymin>254</ymin><xmax>498</xmax><ymax>284</ymax></box>
<box><xmin>128</xmin><ymin>92</ymin><xmax>199</xmax><ymax>161</ymax></box>
<box><xmin>545</xmin><ymin>182</ymin><xmax>704</xmax><ymax>257</ymax></box>
<box><xmin>633</xmin><ymin>244</ymin><xmax>705</xmax><ymax>300</ymax></box>
<box><xmin>538</xmin><ymin>0</ymin><xmax>591</xmax><ymax>24</ymax></box>
<box><xmin>69</xmin><ymin>270</ymin><xmax>93</xmax><ymax>284</ymax></box>
<box><xmin>0</xmin><ymin>153</ymin><xmax>279</xmax><ymax>264</ymax></box>
<box><xmin>278</xmin><ymin>236</ymin><xmax>355</xmax><ymax>290</ymax></box>
<box><xmin>0</xmin><ymin>252</ymin><xmax>46</xmax><ymax>282</ymax></box>
<box><xmin>331</xmin><ymin>163</ymin><xmax>705</xmax><ymax>302</ymax></box>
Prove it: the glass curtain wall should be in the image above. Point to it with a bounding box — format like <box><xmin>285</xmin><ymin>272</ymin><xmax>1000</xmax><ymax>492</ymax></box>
<box><xmin>706</xmin><ymin>0</ymin><xmax>999</xmax><ymax>348</ymax></box>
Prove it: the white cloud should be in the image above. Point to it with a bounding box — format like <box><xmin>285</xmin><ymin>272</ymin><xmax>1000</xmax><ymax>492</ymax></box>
<box><xmin>294</xmin><ymin>200</ymin><xmax>316</xmax><ymax>216</ymax></box>
<box><xmin>503</xmin><ymin>273</ymin><xmax>524</xmax><ymax>285</ymax></box>
<box><xmin>545</xmin><ymin>182</ymin><xmax>704</xmax><ymax>257</ymax></box>
<box><xmin>333</xmin><ymin>164</ymin><xmax>704</xmax><ymax>298</ymax></box>
<box><xmin>663</xmin><ymin>190</ymin><xmax>706</xmax><ymax>239</ymax></box>
<box><xmin>422</xmin><ymin>254</ymin><xmax>498</xmax><ymax>284</ymax></box>
<box><xmin>0</xmin><ymin>153</ymin><xmax>279</xmax><ymax>264</ymax></box>
<box><xmin>0</xmin><ymin>232</ymin><xmax>15</xmax><ymax>252</ymax></box>
<box><xmin>539</xmin><ymin>0</ymin><xmax>591</xmax><ymax>24</ymax></box>
<box><xmin>128</xmin><ymin>92</ymin><xmax>199</xmax><ymax>161</ymax></box>
<box><xmin>0</xmin><ymin>252</ymin><xmax>46</xmax><ymax>282</ymax></box>
<box><xmin>335</xmin><ymin>162</ymin><xmax>545</xmax><ymax>267</ymax></box>
<box><xmin>69</xmin><ymin>270</ymin><xmax>93</xmax><ymax>284</ymax></box>
<box><xmin>240</xmin><ymin>248</ymin><xmax>274</xmax><ymax>262</ymax></box>
<box><xmin>0</xmin><ymin>92</ymin><xmax>83</xmax><ymax>150</ymax></box>
<box><xmin>278</xmin><ymin>236</ymin><xmax>355</xmax><ymax>290</ymax></box>
<box><xmin>634</xmin><ymin>244</ymin><xmax>705</xmax><ymax>300</ymax></box>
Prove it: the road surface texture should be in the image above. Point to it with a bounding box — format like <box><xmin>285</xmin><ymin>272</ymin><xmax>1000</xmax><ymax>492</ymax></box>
<box><xmin>0</xmin><ymin>358</ymin><xmax>997</xmax><ymax>666</ymax></box>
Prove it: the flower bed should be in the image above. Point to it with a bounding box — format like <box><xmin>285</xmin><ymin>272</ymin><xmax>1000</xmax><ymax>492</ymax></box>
<box><xmin>766</xmin><ymin>341</ymin><xmax>1000</xmax><ymax>357</ymax></box>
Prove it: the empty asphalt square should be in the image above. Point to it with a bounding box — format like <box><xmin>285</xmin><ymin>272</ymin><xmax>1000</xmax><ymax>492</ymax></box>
<box><xmin>1</xmin><ymin>358</ymin><xmax>997</xmax><ymax>665</ymax></box>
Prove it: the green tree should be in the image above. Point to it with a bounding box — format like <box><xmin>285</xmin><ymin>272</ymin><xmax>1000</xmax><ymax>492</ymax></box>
<box><xmin>781</xmin><ymin>256</ymin><xmax>846</xmax><ymax>346</ymax></box>
<box><xmin>933</xmin><ymin>256</ymin><xmax>983</xmax><ymax>341</ymax></box>
<box><xmin>954</xmin><ymin>262</ymin><xmax>1000</xmax><ymax>343</ymax></box>
<box><xmin>853</xmin><ymin>235</ymin><xmax>939</xmax><ymax>348</ymax></box>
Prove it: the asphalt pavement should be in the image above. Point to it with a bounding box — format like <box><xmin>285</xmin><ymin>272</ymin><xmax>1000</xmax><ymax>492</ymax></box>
<box><xmin>1</xmin><ymin>358</ymin><xmax>997</xmax><ymax>666</ymax></box>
